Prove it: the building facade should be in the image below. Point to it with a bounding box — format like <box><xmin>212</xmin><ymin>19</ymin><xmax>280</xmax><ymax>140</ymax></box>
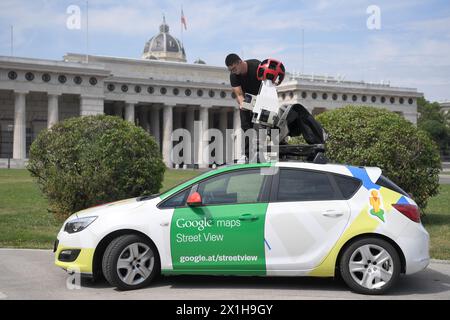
<box><xmin>0</xmin><ymin>20</ymin><xmax>423</xmax><ymax>168</ymax></box>
<box><xmin>440</xmin><ymin>101</ymin><xmax>450</xmax><ymax>114</ymax></box>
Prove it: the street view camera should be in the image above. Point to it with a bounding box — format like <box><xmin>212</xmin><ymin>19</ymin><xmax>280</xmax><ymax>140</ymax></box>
<box><xmin>241</xmin><ymin>58</ymin><xmax>328</xmax><ymax>163</ymax></box>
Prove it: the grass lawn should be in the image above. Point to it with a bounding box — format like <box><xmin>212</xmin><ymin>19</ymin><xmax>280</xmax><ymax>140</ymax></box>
<box><xmin>422</xmin><ymin>185</ymin><xmax>450</xmax><ymax>260</ymax></box>
<box><xmin>0</xmin><ymin>169</ymin><xmax>449</xmax><ymax>260</ymax></box>
<box><xmin>0</xmin><ymin>169</ymin><xmax>202</xmax><ymax>249</ymax></box>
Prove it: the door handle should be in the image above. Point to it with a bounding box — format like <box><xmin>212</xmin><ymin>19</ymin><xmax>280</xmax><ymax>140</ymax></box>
<box><xmin>160</xmin><ymin>221</ymin><xmax>170</xmax><ymax>227</ymax></box>
<box><xmin>322</xmin><ymin>211</ymin><xmax>344</xmax><ymax>218</ymax></box>
<box><xmin>239</xmin><ymin>214</ymin><xmax>259</xmax><ymax>221</ymax></box>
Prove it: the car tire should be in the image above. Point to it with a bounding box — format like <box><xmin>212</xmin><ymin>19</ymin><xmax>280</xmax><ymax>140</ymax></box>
<box><xmin>339</xmin><ymin>237</ymin><xmax>400</xmax><ymax>295</ymax></box>
<box><xmin>102</xmin><ymin>234</ymin><xmax>160</xmax><ymax>291</ymax></box>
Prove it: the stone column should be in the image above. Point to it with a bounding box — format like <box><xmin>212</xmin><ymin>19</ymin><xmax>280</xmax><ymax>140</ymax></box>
<box><xmin>162</xmin><ymin>105</ymin><xmax>173</xmax><ymax>168</ymax></box>
<box><xmin>150</xmin><ymin>107</ymin><xmax>160</xmax><ymax>146</ymax></box>
<box><xmin>198</xmin><ymin>105</ymin><xmax>210</xmax><ymax>168</ymax></box>
<box><xmin>185</xmin><ymin>107</ymin><xmax>195</xmax><ymax>166</ymax></box>
<box><xmin>233</xmin><ymin>107</ymin><xmax>242</xmax><ymax>160</ymax></box>
<box><xmin>47</xmin><ymin>94</ymin><xmax>59</xmax><ymax>129</ymax></box>
<box><xmin>125</xmin><ymin>102</ymin><xmax>135</xmax><ymax>123</ymax></box>
<box><xmin>13</xmin><ymin>91</ymin><xmax>27</xmax><ymax>159</ymax></box>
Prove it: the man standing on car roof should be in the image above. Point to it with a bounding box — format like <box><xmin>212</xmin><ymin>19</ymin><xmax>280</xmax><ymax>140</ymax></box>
<box><xmin>225</xmin><ymin>53</ymin><xmax>261</xmax><ymax>162</ymax></box>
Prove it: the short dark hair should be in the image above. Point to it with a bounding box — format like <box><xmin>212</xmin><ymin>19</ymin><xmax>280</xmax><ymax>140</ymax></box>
<box><xmin>225</xmin><ymin>53</ymin><xmax>241</xmax><ymax>67</ymax></box>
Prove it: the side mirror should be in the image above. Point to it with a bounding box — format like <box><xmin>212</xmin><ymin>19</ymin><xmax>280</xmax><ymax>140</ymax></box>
<box><xmin>186</xmin><ymin>192</ymin><xmax>202</xmax><ymax>206</ymax></box>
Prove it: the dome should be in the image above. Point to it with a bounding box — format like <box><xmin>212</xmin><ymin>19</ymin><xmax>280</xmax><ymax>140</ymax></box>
<box><xmin>142</xmin><ymin>16</ymin><xmax>187</xmax><ymax>62</ymax></box>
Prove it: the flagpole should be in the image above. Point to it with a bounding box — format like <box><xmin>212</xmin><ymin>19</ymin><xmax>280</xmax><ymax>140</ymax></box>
<box><xmin>86</xmin><ymin>0</ymin><xmax>89</xmax><ymax>63</ymax></box>
<box><xmin>180</xmin><ymin>5</ymin><xmax>184</xmax><ymax>48</ymax></box>
<box><xmin>10</xmin><ymin>25</ymin><xmax>13</xmax><ymax>57</ymax></box>
<box><xmin>301</xmin><ymin>28</ymin><xmax>304</xmax><ymax>75</ymax></box>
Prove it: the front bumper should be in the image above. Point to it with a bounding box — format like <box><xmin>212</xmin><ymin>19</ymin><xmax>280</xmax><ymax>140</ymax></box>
<box><xmin>54</xmin><ymin>242</ymin><xmax>95</xmax><ymax>274</ymax></box>
<box><xmin>54</xmin><ymin>229</ymin><xmax>97</xmax><ymax>275</ymax></box>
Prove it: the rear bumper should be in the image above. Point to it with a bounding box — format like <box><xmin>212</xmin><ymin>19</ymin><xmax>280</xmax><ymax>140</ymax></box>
<box><xmin>397</xmin><ymin>222</ymin><xmax>430</xmax><ymax>275</ymax></box>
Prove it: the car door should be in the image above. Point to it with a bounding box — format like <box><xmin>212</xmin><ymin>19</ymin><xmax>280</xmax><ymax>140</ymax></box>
<box><xmin>264</xmin><ymin>168</ymin><xmax>353</xmax><ymax>275</ymax></box>
<box><xmin>169</xmin><ymin>168</ymin><xmax>272</xmax><ymax>276</ymax></box>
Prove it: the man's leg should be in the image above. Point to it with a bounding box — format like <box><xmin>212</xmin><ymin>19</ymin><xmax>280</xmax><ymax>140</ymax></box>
<box><xmin>240</xmin><ymin>109</ymin><xmax>253</xmax><ymax>160</ymax></box>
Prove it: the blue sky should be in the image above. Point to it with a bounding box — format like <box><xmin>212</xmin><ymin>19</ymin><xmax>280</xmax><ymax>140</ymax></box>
<box><xmin>1</xmin><ymin>0</ymin><xmax>449</xmax><ymax>101</ymax></box>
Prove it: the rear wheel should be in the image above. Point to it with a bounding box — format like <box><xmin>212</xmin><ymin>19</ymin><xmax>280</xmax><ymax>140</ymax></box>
<box><xmin>102</xmin><ymin>234</ymin><xmax>160</xmax><ymax>290</ymax></box>
<box><xmin>340</xmin><ymin>237</ymin><xmax>400</xmax><ymax>295</ymax></box>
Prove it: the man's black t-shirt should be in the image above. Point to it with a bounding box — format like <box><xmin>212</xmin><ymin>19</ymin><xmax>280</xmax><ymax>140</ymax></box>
<box><xmin>230</xmin><ymin>59</ymin><xmax>261</xmax><ymax>95</ymax></box>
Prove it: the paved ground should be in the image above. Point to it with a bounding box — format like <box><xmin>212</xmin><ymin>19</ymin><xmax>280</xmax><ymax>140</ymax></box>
<box><xmin>439</xmin><ymin>175</ymin><xmax>450</xmax><ymax>184</ymax></box>
<box><xmin>0</xmin><ymin>249</ymin><xmax>449</xmax><ymax>300</ymax></box>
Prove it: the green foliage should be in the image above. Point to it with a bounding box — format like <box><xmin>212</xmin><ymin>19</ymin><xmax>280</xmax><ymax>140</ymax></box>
<box><xmin>315</xmin><ymin>106</ymin><xmax>441</xmax><ymax>210</ymax></box>
<box><xmin>27</xmin><ymin>115</ymin><xmax>165</xmax><ymax>220</ymax></box>
<box><xmin>417</xmin><ymin>97</ymin><xmax>449</xmax><ymax>154</ymax></box>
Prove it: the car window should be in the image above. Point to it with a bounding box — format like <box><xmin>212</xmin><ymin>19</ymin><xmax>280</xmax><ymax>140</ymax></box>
<box><xmin>277</xmin><ymin>169</ymin><xmax>339</xmax><ymax>201</ymax></box>
<box><xmin>376</xmin><ymin>175</ymin><xmax>410</xmax><ymax>197</ymax></box>
<box><xmin>332</xmin><ymin>174</ymin><xmax>362</xmax><ymax>199</ymax></box>
<box><xmin>198</xmin><ymin>169</ymin><xmax>268</xmax><ymax>205</ymax></box>
<box><xmin>159</xmin><ymin>187</ymin><xmax>191</xmax><ymax>209</ymax></box>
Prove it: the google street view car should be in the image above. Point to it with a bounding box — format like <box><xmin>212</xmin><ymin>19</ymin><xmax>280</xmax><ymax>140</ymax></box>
<box><xmin>54</xmin><ymin>59</ymin><xmax>429</xmax><ymax>295</ymax></box>
<box><xmin>55</xmin><ymin>160</ymin><xmax>429</xmax><ymax>294</ymax></box>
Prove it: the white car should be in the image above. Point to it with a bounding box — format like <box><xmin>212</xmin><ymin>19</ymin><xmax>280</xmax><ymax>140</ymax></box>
<box><xmin>54</xmin><ymin>161</ymin><xmax>429</xmax><ymax>294</ymax></box>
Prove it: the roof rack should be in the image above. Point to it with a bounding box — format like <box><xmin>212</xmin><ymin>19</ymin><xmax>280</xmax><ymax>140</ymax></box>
<box><xmin>265</xmin><ymin>143</ymin><xmax>328</xmax><ymax>164</ymax></box>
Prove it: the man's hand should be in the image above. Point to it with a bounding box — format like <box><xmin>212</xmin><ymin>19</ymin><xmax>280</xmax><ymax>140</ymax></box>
<box><xmin>232</xmin><ymin>86</ymin><xmax>245</xmax><ymax>110</ymax></box>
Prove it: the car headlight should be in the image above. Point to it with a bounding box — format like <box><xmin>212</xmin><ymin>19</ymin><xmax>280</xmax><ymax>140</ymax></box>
<box><xmin>64</xmin><ymin>216</ymin><xmax>98</xmax><ymax>234</ymax></box>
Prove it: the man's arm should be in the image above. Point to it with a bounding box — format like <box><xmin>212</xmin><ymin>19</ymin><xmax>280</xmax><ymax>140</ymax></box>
<box><xmin>232</xmin><ymin>86</ymin><xmax>245</xmax><ymax>109</ymax></box>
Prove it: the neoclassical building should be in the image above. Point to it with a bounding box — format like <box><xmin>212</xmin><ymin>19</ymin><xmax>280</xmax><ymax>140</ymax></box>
<box><xmin>440</xmin><ymin>101</ymin><xmax>450</xmax><ymax>114</ymax></box>
<box><xmin>0</xmin><ymin>19</ymin><xmax>423</xmax><ymax>168</ymax></box>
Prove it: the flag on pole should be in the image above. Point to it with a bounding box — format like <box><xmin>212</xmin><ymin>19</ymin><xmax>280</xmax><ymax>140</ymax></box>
<box><xmin>181</xmin><ymin>7</ymin><xmax>187</xmax><ymax>30</ymax></box>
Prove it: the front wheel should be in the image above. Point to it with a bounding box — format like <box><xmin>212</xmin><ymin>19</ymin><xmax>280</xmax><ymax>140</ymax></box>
<box><xmin>102</xmin><ymin>234</ymin><xmax>160</xmax><ymax>290</ymax></box>
<box><xmin>339</xmin><ymin>238</ymin><xmax>400</xmax><ymax>295</ymax></box>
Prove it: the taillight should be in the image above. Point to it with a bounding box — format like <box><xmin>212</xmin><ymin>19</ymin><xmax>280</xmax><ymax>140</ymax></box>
<box><xmin>392</xmin><ymin>204</ymin><xmax>421</xmax><ymax>223</ymax></box>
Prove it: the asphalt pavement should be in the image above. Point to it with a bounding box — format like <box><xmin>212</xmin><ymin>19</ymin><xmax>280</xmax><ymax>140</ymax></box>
<box><xmin>0</xmin><ymin>249</ymin><xmax>449</xmax><ymax>300</ymax></box>
<box><xmin>439</xmin><ymin>175</ymin><xmax>450</xmax><ymax>184</ymax></box>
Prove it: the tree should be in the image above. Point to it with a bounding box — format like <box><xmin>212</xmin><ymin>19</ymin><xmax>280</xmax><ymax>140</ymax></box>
<box><xmin>27</xmin><ymin>115</ymin><xmax>165</xmax><ymax>220</ymax></box>
<box><xmin>417</xmin><ymin>97</ymin><xmax>449</xmax><ymax>155</ymax></box>
<box><xmin>314</xmin><ymin>106</ymin><xmax>441</xmax><ymax>211</ymax></box>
